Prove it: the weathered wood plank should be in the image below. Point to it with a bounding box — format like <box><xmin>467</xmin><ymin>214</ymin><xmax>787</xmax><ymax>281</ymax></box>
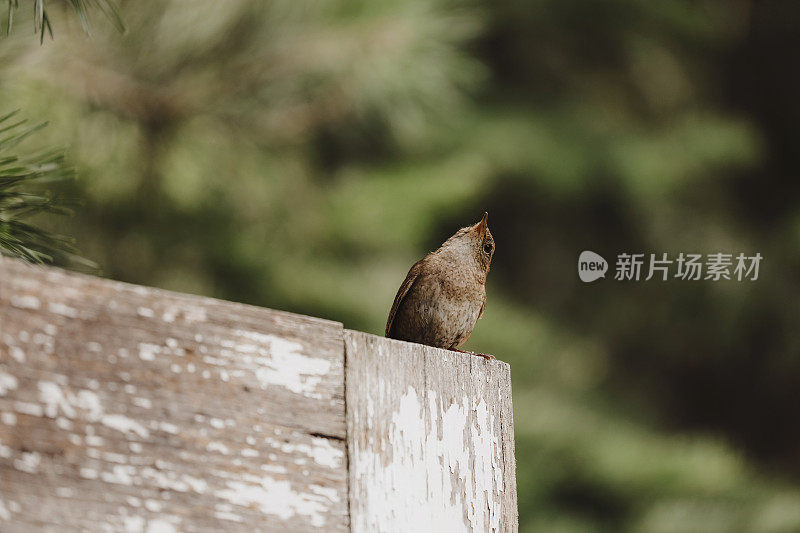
<box><xmin>345</xmin><ymin>330</ymin><xmax>518</xmax><ymax>533</ymax></box>
<box><xmin>0</xmin><ymin>257</ymin><xmax>348</xmax><ymax>532</ymax></box>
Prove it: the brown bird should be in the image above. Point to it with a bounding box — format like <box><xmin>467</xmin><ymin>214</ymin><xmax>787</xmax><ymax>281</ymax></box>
<box><xmin>385</xmin><ymin>212</ymin><xmax>495</xmax><ymax>359</ymax></box>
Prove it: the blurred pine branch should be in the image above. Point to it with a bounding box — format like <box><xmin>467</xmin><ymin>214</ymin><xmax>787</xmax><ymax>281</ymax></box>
<box><xmin>2</xmin><ymin>0</ymin><xmax>122</xmax><ymax>267</ymax></box>
<box><xmin>0</xmin><ymin>111</ymin><xmax>93</xmax><ymax>267</ymax></box>
<box><xmin>5</xmin><ymin>0</ymin><xmax>124</xmax><ymax>42</ymax></box>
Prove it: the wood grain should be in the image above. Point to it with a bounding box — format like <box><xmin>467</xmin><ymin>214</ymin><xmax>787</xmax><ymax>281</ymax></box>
<box><xmin>345</xmin><ymin>330</ymin><xmax>518</xmax><ymax>533</ymax></box>
<box><xmin>0</xmin><ymin>257</ymin><xmax>348</xmax><ymax>532</ymax></box>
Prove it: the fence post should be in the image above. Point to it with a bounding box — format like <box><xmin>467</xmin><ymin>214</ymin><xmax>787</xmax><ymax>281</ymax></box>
<box><xmin>345</xmin><ymin>330</ymin><xmax>517</xmax><ymax>532</ymax></box>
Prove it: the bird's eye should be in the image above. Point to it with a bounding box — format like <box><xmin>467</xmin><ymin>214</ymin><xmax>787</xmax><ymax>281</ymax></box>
<box><xmin>483</xmin><ymin>242</ymin><xmax>493</xmax><ymax>254</ymax></box>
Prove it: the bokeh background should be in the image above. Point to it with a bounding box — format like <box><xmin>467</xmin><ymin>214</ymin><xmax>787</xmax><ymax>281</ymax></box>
<box><xmin>4</xmin><ymin>0</ymin><xmax>800</xmax><ymax>530</ymax></box>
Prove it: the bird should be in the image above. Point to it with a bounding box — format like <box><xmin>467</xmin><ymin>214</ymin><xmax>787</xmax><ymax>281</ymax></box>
<box><xmin>385</xmin><ymin>212</ymin><xmax>495</xmax><ymax>359</ymax></box>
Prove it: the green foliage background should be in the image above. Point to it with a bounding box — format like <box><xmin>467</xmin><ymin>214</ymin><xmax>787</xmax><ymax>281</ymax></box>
<box><xmin>4</xmin><ymin>0</ymin><xmax>800</xmax><ymax>530</ymax></box>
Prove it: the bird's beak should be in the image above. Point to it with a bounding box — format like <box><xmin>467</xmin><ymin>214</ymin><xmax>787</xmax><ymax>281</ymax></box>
<box><xmin>476</xmin><ymin>212</ymin><xmax>488</xmax><ymax>235</ymax></box>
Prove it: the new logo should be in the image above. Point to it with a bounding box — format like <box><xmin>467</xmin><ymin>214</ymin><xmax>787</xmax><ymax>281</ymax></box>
<box><xmin>578</xmin><ymin>251</ymin><xmax>608</xmax><ymax>282</ymax></box>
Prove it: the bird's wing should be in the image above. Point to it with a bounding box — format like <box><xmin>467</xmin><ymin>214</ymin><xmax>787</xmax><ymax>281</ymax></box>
<box><xmin>478</xmin><ymin>299</ymin><xmax>485</xmax><ymax>319</ymax></box>
<box><xmin>385</xmin><ymin>259</ymin><xmax>424</xmax><ymax>337</ymax></box>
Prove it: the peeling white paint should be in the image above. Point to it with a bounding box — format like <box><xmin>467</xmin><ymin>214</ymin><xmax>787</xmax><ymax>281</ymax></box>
<box><xmin>122</xmin><ymin>515</ymin><xmax>144</xmax><ymax>533</ymax></box>
<box><xmin>183</xmin><ymin>475</ymin><xmax>209</xmax><ymax>494</ymax></box>
<box><xmin>232</xmin><ymin>332</ymin><xmax>332</xmax><ymax>399</ymax></box>
<box><xmin>9</xmin><ymin>346</ymin><xmax>25</xmax><ymax>363</ymax></box>
<box><xmin>352</xmin><ymin>385</ymin><xmax>504</xmax><ymax>532</ymax></box>
<box><xmin>137</xmin><ymin>467</ymin><xmax>208</xmax><ymax>494</ymax></box>
<box><xmin>33</xmin><ymin>382</ymin><xmax>151</xmax><ymax>444</ymax></box>
<box><xmin>133</xmin><ymin>397</ymin><xmax>152</xmax><ymax>409</ymax></box>
<box><xmin>138</xmin><ymin>343</ymin><xmax>159</xmax><ymax>361</ymax></box>
<box><xmin>0</xmin><ymin>498</ymin><xmax>10</xmax><ymax>520</ymax></box>
<box><xmin>86</xmin><ymin>435</ymin><xmax>104</xmax><ymax>447</ymax></box>
<box><xmin>215</xmin><ymin>475</ymin><xmax>330</xmax><ymax>527</ymax></box>
<box><xmin>101</xmin><ymin>465</ymin><xmax>135</xmax><ymax>485</ymax></box>
<box><xmin>184</xmin><ymin>306</ymin><xmax>207</xmax><ymax>323</ymax></box>
<box><xmin>126</xmin><ymin>496</ymin><xmax>142</xmax><ymax>507</ymax></box>
<box><xmin>214</xmin><ymin>510</ymin><xmax>244</xmax><ymax>523</ymax></box>
<box><xmin>55</xmin><ymin>487</ymin><xmax>75</xmax><ymax>498</ymax></box>
<box><xmin>310</xmin><ymin>484</ymin><xmax>340</xmax><ymax>503</ymax></box>
<box><xmin>159</xmin><ymin>422</ymin><xmax>179</xmax><ymax>434</ymax></box>
<box><xmin>39</xmin><ymin>381</ymin><xmax>76</xmax><ymax>418</ymax></box>
<box><xmin>48</xmin><ymin>302</ymin><xmax>78</xmax><ymax>317</ymax></box>
<box><xmin>206</xmin><ymin>441</ymin><xmax>230</xmax><ymax>455</ymax></box>
<box><xmin>202</xmin><ymin>356</ymin><xmax>224</xmax><ymax>366</ymax></box>
<box><xmin>260</xmin><ymin>463</ymin><xmax>288</xmax><ymax>474</ymax></box>
<box><xmin>14</xmin><ymin>401</ymin><xmax>43</xmax><ymax>417</ymax></box>
<box><xmin>0</xmin><ymin>373</ymin><xmax>18</xmax><ymax>395</ymax></box>
<box><xmin>264</xmin><ymin>436</ymin><xmax>344</xmax><ymax>469</ymax></box>
<box><xmin>102</xmin><ymin>414</ymin><xmax>150</xmax><ymax>439</ymax></box>
<box><xmin>76</xmin><ymin>390</ymin><xmax>103</xmax><ymax>420</ymax></box>
<box><xmin>146</xmin><ymin>518</ymin><xmax>179</xmax><ymax>533</ymax></box>
<box><xmin>103</xmin><ymin>451</ymin><xmax>128</xmax><ymax>463</ymax></box>
<box><xmin>0</xmin><ymin>442</ymin><xmax>12</xmax><ymax>458</ymax></box>
<box><xmin>144</xmin><ymin>500</ymin><xmax>162</xmax><ymax>512</ymax></box>
<box><xmin>13</xmin><ymin>451</ymin><xmax>40</xmax><ymax>474</ymax></box>
<box><xmin>80</xmin><ymin>468</ymin><xmax>98</xmax><ymax>479</ymax></box>
<box><xmin>36</xmin><ymin>382</ymin><xmax>107</xmax><ymax>424</ymax></box>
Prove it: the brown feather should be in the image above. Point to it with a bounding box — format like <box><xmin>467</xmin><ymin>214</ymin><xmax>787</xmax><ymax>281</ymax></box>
<box><xmin>385</xmin><ymin>259</ymin><xmax>424</xmax><ymax>337</ymax></box>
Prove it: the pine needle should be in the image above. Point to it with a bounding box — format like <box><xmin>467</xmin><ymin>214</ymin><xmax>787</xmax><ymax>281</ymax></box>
<box><xmin>5</xmin><ymin>0</ymin><xmax>125</xmax><ymax>39</ymax></box>
<box><xmin>0</xmin><ymin>111</ymin><xmax>95</xmax><ymax>268</ymax></box>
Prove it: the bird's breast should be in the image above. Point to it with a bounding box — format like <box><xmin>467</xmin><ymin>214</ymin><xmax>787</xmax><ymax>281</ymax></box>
<box><xmin>392</xmin><ymin>266</ymin><xmax>485</xmax><ymax>349</ymax></box>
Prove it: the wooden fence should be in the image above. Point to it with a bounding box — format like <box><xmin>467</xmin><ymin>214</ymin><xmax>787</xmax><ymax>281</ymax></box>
<box><xmin>0</xmin><ymin>256</ymin><xmax>517</xmax><ymax>532</ymax></box>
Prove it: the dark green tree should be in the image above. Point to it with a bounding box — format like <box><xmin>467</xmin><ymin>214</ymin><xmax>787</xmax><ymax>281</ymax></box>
<box><xmin>1</xmin><ymin>0</ymin><xmax>122</xmax><ymax>264</ymax></box>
